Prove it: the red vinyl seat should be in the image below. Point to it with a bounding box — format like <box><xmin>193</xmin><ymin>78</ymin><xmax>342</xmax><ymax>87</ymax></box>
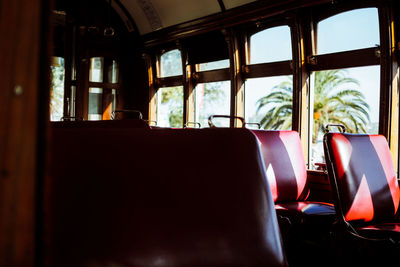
<box><xmin>324</xmin><ymin>132</ymin><xmax>400</xmax><ymax>265</ymax></box>
<box><xmin>251</xmin><ymin>130</ymin><xmax>335</xmax><ymax>266</ymax></box>
<box><xmin>251</xmin><ymin>130</ymin><xmax>335</xmax><ymax>226</ymax></box>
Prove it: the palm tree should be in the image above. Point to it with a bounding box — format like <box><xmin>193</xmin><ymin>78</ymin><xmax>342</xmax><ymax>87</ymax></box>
<box><xmin>256</xmin><ymin>69</ymin><xmax>370</xmax><ymax>143</ymax></box>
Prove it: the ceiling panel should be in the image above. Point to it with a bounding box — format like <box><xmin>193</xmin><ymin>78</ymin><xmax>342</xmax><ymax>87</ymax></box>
<box><xmin>119</xmin><ymin>0</ymin><xmax>257</xmax><ymax>35</ymax></box>
<box><xmin>221</xmin><ymin>0</ymin><xmax>257</xmax><ymax>10</ymax></box>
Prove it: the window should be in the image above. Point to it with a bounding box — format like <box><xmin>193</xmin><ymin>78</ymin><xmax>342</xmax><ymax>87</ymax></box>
<box><xmin>50</xmin><ymin>57</ymin><xmax>65</xmax><ymax>121</ymax></box>
<box><xmin>198</xmin><ymin>59</ymin><xmax>230</xmax><ymax>71</ymax></box>
<box><xmin>245</xmin><ymin>76</ymin><xmax>292</xmax><ymax>129</ymax></box>
<box><xmin>87</xmin><ymin>57</ymin><xmax>119</xmax><ymax>120</ymax></box>
<box><xmin>160</xmin><ymin>49</ymin><xmax>183</xmax><ymax>77</ymax></box>
<box><xmin>195</xmin><ymin>81</ymin><xmax>231</xmax><ymax>127</ymax></box>
<box><xmin>249</xmin><ymin>25</ymin><xmax>292</xmax><ymax>64</ymax></box>
<box><xmin>317</xmin><ymin>8</ymin><xmax>380</xmax><ymax>55</ymax></box>
<box><xmin>157</xmin><ymin>86</ymin><xmax>184</xmax><ymax>127</ymax></box>
<box><xmin>245</xmin><ymin>25</ymin><xmax>293</xmax><ymax>129</ymax></box>
<box><xmin>309</xmin><ymin>8</ymin><xmax>381</xmax><ymax>168</ymax></box>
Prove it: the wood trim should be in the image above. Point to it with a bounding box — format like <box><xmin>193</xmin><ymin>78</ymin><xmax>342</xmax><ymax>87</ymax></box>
<box><xmin>307</xmin><ymin>47</ymin><xmax>380</xmax><ymax>71</ymax></box>
<box><xmin>157</xmin><ymin>76</ymin><xmax>183</xmax><ymax>87</ymax></box>
<box><xmin>244</xmin><ymin>61</ymin><xmax>292</xmax><ymax>79</ymax></box>
<box><xmin>88</xmin><ymin>82</ymin><xmax>121</xmax><ymax>89</ymax></box>
<box><xmin>196</xmin><ymin>68</ymin><xmax>230</xmax><ymax>83</ymax></box>
<box><xmin>0</xmin><ymin>0</ymin><xmax>45</xmax><ymax>265</ymax></box>
<box><xmin>143</xmin><ymin>54</ymin><xmax>157</xmax><ymax>122</ymax></box>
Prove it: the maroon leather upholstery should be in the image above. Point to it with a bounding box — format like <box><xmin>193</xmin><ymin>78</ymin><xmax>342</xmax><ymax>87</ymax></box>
<box><xmin>251</xmin><ymin>130</ymin><xmax>335</xmax><ymax>266</ymax></box>
<box><xmin>46</xmin><ymin>128</ymin><xmax>287</xmax><ymax>267</ymax></box>
<box><xmin>324</xmin><ymin>133</ymin><xmax>400</xmax><ymax>224</ymax></box>
<box><xmin>251</xmin><ymin>130</ymin><xmax>335</xmax><ymax>216</ymax></box>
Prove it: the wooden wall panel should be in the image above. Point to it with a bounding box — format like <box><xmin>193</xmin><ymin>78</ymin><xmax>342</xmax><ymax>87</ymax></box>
<box><xmin>0</xmin><ymin>0</ymin><xmax>44</xmax><ymax>266</ymax></box>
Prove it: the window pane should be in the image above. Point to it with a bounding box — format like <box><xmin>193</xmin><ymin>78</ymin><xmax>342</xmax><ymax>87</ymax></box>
<box><xmin>50</xmin><ymin>57</ymin><xmax>65</xmax><ymax>121</ymax></box>
<box><xmin>310</xmin><ymin>66</ymin><xmax>380</xmax><ymax>168</ymax></box>
<box><xmin>88</xmin><ymin>87</ymin><xmax>103</xmax><ymax>121</ymax></box>
<box><xmin>245</xmin><ymin>76</ymin><xmax>293</xmax><ymax>130</ymax></box>
<box><xmin>198</xmin><ymin>59</ymin><xmax>230</xmax><ymax>71</ymax></box>
<box><xmin>89</xmin><ymin>57</ymin><xmax>103</xmax><ymax>82</ymax></box>
<box><xmin>249</xmin><ymin>25</ymin><xmax>292</xmax><ymax>64</ymax></box>
<box><xmin>157</xmin><ymin>86</ymin><xmax>184</xmax><ymax>127</ymax></box>
<box><xmin>195</xmin><ymin>81</ymin><xmax>231</xmax><ymax>127</ymax></box>
<box><xmin>107</xmin><ymin>60</ymin><xmax>119</xmax><ymax>83</ymax></box>
<box><xmin>317</xmin><ymin>8</ymin><xmax>379</xmax><ymax>55</ymax></box>
<box><xmin>160</xmin><ymin>49</ymin><xmax>183</xmax><ymax>77</ymax></box>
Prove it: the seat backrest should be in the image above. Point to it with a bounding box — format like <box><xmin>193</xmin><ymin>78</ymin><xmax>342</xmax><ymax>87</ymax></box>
<box><xmin>47</xmin><ymin>128</ymin><xmax>287</xmax><ymax>267</ymax></box>
<box><xmin>251</xmin><ymin>130</ymin><xmax>308</xmax><ymax>202</ymax></box>
<box><xmin>51</xmin><ymin>119</ymin><xmax>151</xmax><ymax>129</ymax></box>
<box><xmin>324</xmin><ymin>133</ymin><xmax>400</xmax><ymax>224</ymax></box>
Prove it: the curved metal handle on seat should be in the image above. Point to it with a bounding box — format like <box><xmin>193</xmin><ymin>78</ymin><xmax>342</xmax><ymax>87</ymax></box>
<box><xmin>208</xmin><ymin>115</ymin><xmax>245</xmax><ymax>128</ymax></box>
<box><xmin>145</xmin><ymin>120</ymin><xmax>157</xmax><ymax>126</ymax></box>
<box><xmin>185</xmin><ymin>122</ymin><xmax>201</xmax><ymax>128</ymax></box>
<box><xmin>111</xmin><ymin>110</ymin><xmax>143</xmax><ymax>120</ymax></box>
<box><xmin>61</xmin><ymin>116</ymin><xmax>83</xmax><ymax>121</ymax></box>
<box><xmin>324</xmin><ymin>124</ymin><xmax>346</xmax><ymax>133</ymax></box>
<box><xmin>244</xmin><ymin>122</ymin><xmax>261</xmax><ymax>129</ymax></box>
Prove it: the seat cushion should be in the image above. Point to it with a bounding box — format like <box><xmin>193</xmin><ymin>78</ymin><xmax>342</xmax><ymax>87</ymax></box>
<box><xmin>275</xmin><ymin>201</ymin><xmax>336</xmax><ymax>228</ymax></box>
<box><xmin>356</xmin><ymin>223</ymin><xmax>400</xmax><ymax>240</ymax></box>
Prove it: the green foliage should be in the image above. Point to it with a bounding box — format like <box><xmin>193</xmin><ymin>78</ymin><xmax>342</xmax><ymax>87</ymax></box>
<box><xmin>50</xmin><ymin>58</ymin><xmax>65</xmax><ymax>121</ymax></box>
<box><xmin>256</xmin><ymin>70</ymin><xmax>370</xmax><ymax>143</ymax></box>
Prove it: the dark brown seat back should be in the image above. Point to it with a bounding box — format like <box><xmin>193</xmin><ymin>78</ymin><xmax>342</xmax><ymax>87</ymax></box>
<box><xmin>47</xmin><ymin>128</ymin><xmax>287</xmax><ymax>267</ymax></box>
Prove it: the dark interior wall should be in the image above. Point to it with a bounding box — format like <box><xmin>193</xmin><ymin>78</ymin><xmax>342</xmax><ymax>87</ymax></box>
<box><xmin>53</xmin><ymin>0</ymin><xmax>148</xmax><ymax>117</ymax></box>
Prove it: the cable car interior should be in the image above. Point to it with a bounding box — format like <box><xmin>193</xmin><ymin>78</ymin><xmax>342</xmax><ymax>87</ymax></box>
<box><xmin>1</xmin><ymin>0</ymin><xmax>400</xmax><ymax>266</ymax></box>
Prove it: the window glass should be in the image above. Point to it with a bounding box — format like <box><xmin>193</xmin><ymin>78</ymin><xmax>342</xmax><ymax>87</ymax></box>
<box><xmin>249</xmin><ymin>25</ymin><xmax>292</xmax><ymax>64</ymax></box>
<box><xmin>310</xmin><ymin>66</ymin><xmax>380</xmax><ymax>168</ymax></box>
<box><xmin>317</xmin><ymin>8</ymin><xmax>379</xmax><ymax>55</ymax></box>
<box><xmin>107</xmin><ymin>60</ymin><xmax>119</xmax><ymax>83</ymax></box>
<box><xmin>88</xmin><ymin>87</ymin><xmax>103</xmax><ymax>121</ymax></box>
<box><xmin>195</xmin><ymin>81</ymin><xmax>231</xmax><ymax>127</ymax></box>
<box><xmin>50</xmin><ymin>57</ymin><xmax>65</xmax><ymax>121</ymax></box>
<box><xmin>89</xmin><ymin>57</ymin><xmax>103</xmax><ymax>82</ymax></box>
<box><xmin>160</xmin><ymin>49</ymin><xmax>183</xmax><ymax>77</ymax></box>
<box><xmin>157</xmin><ymin>86</ymin><xmax>184</xmax><ymax>127</ymax></box>
<box><xmin>198</xmin><ymin>59</ymin><xmax>230</xmax><ymax>71</ymax></box>
<box><xmin>245</xmin><ymin>75</ymin><xmax>293</xmax><ymax>129</ymax></box>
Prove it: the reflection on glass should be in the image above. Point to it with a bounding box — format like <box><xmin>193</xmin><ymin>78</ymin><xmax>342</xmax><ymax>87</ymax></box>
<box><xmin>102</xmin><ymin>89</ymin><xmax>117</xmax><ymax>120</ymax></box>
<box><xmin>160</xmin><ymin>49</ymin><xmax>183</xmax><ymax>77</ymax></box>
<box><xmin>107</xmin><ymin>60</ymin><xmax>118</xmax><ymax>83</ymax></box>
<box><xmin>88</xmin><ymin>87</ymin><xmax>103</xmax><ymax>121</ymax></box>
<box><xmin>310</xmin><ymin>66</ymin><xmax>380</xmax><ymax>168</ymax></box>
<box><xmin>245</xmin><ymin>76</ymin><xmax>293</xmax><ymax>130</ymax></box>
<box><xmin>195</xmin><ymin>81</ymin><xmax>231</xmax><ymax>127</ymax></box>
<box><xmin>198</xmin><ymin>59</ymin><xmax>230</xmax><ymax>71</ymax></box>
<box><xmin>50</xmin><ymin>57</ymin><xmax>65</xmax><ymax>121</ymax></box>
<box><xmin>249</xmin><ymin>25</ymin><xmax>292</xmax><ymax>64</ymax></box>
<box><xmin>89</xmin><ymin>57</ymin><xmax>103</xmax><ymax>82</ymax></box>
<box><xmin>317</xmin><ymin>8</ymin><xmax>379</xmax><ymax>55</ymax></box>
<box><xmin>157</xmin><ymin>86</ymin><xmax>184</xmax><ymax>127</ymax></box>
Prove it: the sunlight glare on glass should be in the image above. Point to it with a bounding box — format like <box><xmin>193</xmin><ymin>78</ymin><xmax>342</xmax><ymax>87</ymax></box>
<box><xmin>198</xmin><ymin>59</ymin><xmax>230</xmax><ymax>71</ymax></box>
<box><xmin>317</xmin><ymin>8</ymin><xmax>379</xmax><ymax>55</ymax></box>
<box><xmin>249</xmin><ymin>25</ymin><xmax>292</xmax><ymax>64</ymax></box>
<box><xmin>160</xmin><ymin>49</ymin><xmax>183</xmax><ymax>77</ymax></box>
<box><xmin>244</xmin><ymin>76</ymin><xmax>293</xmax><ymax>130</ymax></box>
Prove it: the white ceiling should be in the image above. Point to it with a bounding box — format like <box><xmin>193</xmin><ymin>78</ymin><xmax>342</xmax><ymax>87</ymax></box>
<box><xmin>118</xmin><ymin>0</ymin><xmax>257</xmax><ymax>35</ymax></box>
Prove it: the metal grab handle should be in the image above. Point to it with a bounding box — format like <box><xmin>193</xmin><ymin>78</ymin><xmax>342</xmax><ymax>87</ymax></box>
<box><xmin>61</xmin><ymin>116</ymin><xmax>83</xmax><ymax>121</ymax></box>
<box><xmin>111</xmin><ymin>110</ymin><xmax>143</xmax><ymax>120</ymax></box>
<box><xmin>208</xmin><ymin>115</ymin><xmax>245</xmax><ymax>128</ymax></box>
<box><xmin>185</xmin><ymin>122</ymin><xmax>201</xmax><ymax>128</ymax></box>
<box><xmin>145</xmin><ymin>120</ymin><xmax>157</xmax><ymax>126</ymax></box>
<box><xmin>324</xmin><ymin>124</ymin><xmax>346</xmax><ymax>133</ymax></box>
<box><xmin>244</xmin><ymin>122</ymin><xmax>261</xmax><ymax>129</ymax></box>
